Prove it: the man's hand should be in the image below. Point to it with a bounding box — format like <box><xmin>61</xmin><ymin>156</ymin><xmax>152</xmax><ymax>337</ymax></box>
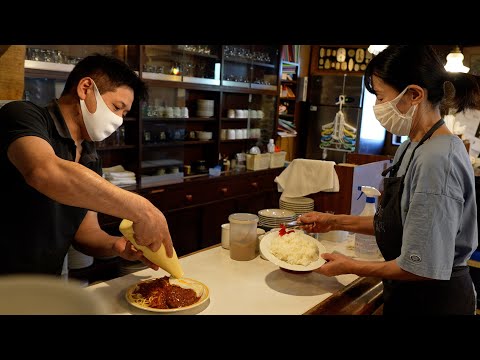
<box><xmin>113</xmin><ymin>236</ymin><xmax>159</xmax><ymax>271</ymax></box>
<box><xmin>132</xmin><ymin>208</ymin><xmax>173</xmax><ymax>257</ymax></box>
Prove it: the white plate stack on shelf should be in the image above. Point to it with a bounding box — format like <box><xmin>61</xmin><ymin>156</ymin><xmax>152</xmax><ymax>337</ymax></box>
<box><xmin>258</xmin><ymin>208</ymin><xmax>296</xmax><ymax>230</ymax></box>
<box><xmin>279</xmin><ymin>196</ymin><xmax>315</xmax><ymax>217</ymax></box>
<box><xmin>196</xmin><ymin>99</ymin><xmax>214</xmax><ymax>118</ymax></box>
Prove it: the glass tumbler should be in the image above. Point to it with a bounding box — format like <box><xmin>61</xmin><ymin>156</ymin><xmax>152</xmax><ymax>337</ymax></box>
<box><xmin>228</xmin><ymin>213</ymin><xmax>259</xmax><ymax>261</ymax></box>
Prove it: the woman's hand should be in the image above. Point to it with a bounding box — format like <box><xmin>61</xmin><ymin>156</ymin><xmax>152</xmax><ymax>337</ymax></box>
<box><xmin>298</xmin><ymin>211</ymin><xmax>336</xmax><ymax>233</ymax></box>
<box><xmin>112</xmin><ymin>236</ymin><xmax>159</xmax><ymax>271</ymax></box>
<box><xmin>314</xmin><ymin>252</ymin><xmax>355</xmax><ymax>277</ymax></box>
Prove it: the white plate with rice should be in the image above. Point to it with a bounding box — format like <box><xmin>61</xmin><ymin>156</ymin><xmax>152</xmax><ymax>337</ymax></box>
<box><xmin>259</xmin><ymin>229</ymin><xmax>327</xmax><ymax>272</ymax></box>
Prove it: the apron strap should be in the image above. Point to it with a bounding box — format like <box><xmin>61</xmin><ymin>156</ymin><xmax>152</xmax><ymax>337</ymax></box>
<box><xmin>382</xmin><ymin>142</ymin><xmax>411</xmax><ymax>177</ymax></box>
<box><xmin>401</xmin><ymin>118</ymin><xmax>445</xmax><ymax>175</ymax></box>
<box><xmin>382</xmin><ymin>118</ymin><xmax>445</xmax><ymax>178</ymax></box>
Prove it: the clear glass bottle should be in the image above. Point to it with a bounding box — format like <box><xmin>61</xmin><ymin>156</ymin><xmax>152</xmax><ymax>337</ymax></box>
<box><xmin>267</xmin><ymin>139</ymin><xmax>275</xmax><ymax>153</ymax></box>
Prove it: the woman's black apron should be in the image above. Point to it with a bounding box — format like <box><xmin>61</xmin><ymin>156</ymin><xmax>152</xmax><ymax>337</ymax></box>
<box><xmin>374</xmin><ymin>119</ymin><xmax>476</xmax><ymax>315</ymax></box>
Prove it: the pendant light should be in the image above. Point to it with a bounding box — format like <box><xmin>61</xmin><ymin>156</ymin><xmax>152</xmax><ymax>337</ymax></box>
<box><xmin>444</xmin><ymin>46</ymin><xmax>470</xmax><ymax>73</ymax></box>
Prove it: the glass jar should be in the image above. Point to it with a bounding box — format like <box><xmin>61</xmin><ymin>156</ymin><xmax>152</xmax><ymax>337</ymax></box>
<box><xmin>228</xmin><ymin>213</ymin><xmax>259</xmax><ymax>261</ymax></box>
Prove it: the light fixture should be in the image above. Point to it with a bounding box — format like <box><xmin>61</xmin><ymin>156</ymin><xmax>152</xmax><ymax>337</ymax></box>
<box><xmin>444</xmin><ymin>46</ymin><xmax>470</xmax><ymax>73</ymax></box>
<box><xmin>367</xmin><ymin>45</ymin><xmax>388</xmax><ymax>55</ymax></box>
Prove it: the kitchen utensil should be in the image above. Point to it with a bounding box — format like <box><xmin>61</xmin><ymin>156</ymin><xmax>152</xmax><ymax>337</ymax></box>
<box><xmin>282</xmin><ymin>220</ymin><xmax>303</xmax><ymax>228</ymax></box>
<box><xmin>119</xmin><ymin>219</ymin><xmax>184</xmax><ymax>279</ymax></box>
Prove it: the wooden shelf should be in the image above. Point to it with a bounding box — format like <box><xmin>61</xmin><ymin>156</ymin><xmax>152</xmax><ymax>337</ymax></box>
<box><xmin>220</xmin><ymin>117</ymin><xmax>263</xmax><ymax>121</ymax></box>
<box><xmin>96</xmin><ymin>145</ymin><xmax>136</xmax><ymax>151</ymax></box>
<box><xmin>24</xmin><ymin>60</ymin><xmax>74</xmax><ymax>73</ymax></box>
<box><xmin>142</xmin><ymin>117</ymin><xmax>216</xmax><ymax>122</ymax></box>
<box><xmin>220</xmin><ymin>139</ymin><xmax>258</xmax><ymax>143</ymax></box>
<box><xmin>147</xmin><ymin>49</ymin><xmax>220</xmax><ymax>60</ymax></box>
<box><xmin>24</xmin><ymin>44</ymin><xmax>283</xmax><ymax>182</ymax></box>
<box><xmin>220</xmin><ymin>86</ymin><xmax>278</xmax><ymax>96</ymax></box>
<box><xmin>143</xmin><ymin>140</ymin><xmax>215</xmax><ymax>148</ymax></box>
<box><xmin>224</xmin><ymin>57</ymin><xmax>275</xmax><ymax>68</ymax></box>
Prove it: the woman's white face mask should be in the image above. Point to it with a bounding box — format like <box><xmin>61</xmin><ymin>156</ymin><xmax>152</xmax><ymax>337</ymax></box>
<box><xmin>80</xmin><ymin>82</ymin><xmax>123</xmax><ymax>142</ymax></box>
<box><xmin>373</xmin><ymin>87</ymin><xmax>417</xmax><ymax>136</ymax></box>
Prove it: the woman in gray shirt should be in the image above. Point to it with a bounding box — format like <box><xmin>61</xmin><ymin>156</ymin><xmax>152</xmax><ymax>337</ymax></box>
<box><xmin>300</xmin><ymin>45</ymin><xmax>479</xmax><ymax>315</ymax></box>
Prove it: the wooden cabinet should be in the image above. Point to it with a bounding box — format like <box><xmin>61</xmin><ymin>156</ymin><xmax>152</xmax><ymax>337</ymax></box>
<box><xmin>97</xmin><ymin>167</ymin><xmax>284</xmax><ymax>257</ymax></box>
<box><xmin>23</xmin><ymin>44</ymin><xmax>282</xmax><ymax>190</ymax></box>
<box><xmin>133</xmin><ymin>44</ymin><xmax>281</xmax><ymax>188</ymax></box>
<box><xmin>277</xmin><ymin>45</ymin><xmax>302</xmax><ymax>161</ymax></box>
<box><xmin>21</xmin><ymin>45</ymin><xmax>285</xmax><ymax>280</ymax></box>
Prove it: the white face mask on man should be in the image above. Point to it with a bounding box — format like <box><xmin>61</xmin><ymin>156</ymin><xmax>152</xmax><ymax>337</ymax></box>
<box><xmin>373</xmin><ymin>86</ymin><xmax>417</xmax><ymax>136</ymax></box>
<box><xmin>80</xmin><ymin>81</ymin><xmax>123</xmax><ymax>142</ymax></box>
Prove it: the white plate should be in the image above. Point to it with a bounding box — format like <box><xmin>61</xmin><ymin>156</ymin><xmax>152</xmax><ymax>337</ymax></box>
<box><xmin>125</xmin><ymin>277</ymin><xmax>209</xmax><ymax>313</ymax></box>
<box><xmin>260</xmin><ymin>230</ymin><xmax>327</xmax><ymax>272</ymax></box>
<box><xmin>258</xmin><ymin>208</ymin><xmax>296</xmax><ymax>218</ymax></box>
<box><xmin>280</xmin><ymin>196</ymin><xmax>314</xmax><ymax>205</ymax></box>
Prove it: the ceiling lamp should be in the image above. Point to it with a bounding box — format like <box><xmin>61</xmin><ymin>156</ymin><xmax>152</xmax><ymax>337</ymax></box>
<box><xmin>444</xmin><ymin>46</ymin><xmax>470</xmax><ymax>73</ymax></box>
<box><xmin>367</xmin><ymin>45</ymin><xmax>388</xmax><ymax>55</ymax></box>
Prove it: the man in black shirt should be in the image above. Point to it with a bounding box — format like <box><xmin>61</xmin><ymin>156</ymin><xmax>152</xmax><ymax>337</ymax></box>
<box><xmin>0</xmin><ymin>54</ymin><xmax>173</xmax><ymax>275</ymax></box>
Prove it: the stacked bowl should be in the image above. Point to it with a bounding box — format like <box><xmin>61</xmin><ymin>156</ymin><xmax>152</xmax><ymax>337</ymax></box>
<box><xmin>279</xmin><ymin>196</ymin><xmax>315</xmax><ymax>217</ymax></box>
<box><xmin>258</xmin><ymin>208</ymin><xmax>296</xmax><ymax>230</ymax></box>
<box><xmin>197</xmin><ymin>99</ymin><xmax>214</xmax><ymax>118</ymax></box>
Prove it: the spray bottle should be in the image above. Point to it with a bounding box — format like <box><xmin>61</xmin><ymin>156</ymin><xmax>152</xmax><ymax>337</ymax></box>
<box><xmin>354</xmin><ymin>185</ymin><xmax>382</xmax><ymax>259</ymax></box>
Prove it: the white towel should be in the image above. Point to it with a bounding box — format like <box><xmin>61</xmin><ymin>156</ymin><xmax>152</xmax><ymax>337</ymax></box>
<box><xmin>102</xmin><ymin>165</ymin><xmax>126</xmax><ymax>173</ymax></box>
<box><xmin>274</xmin><ymin>158</ymin><xmax>339</xmax><ymax>198</ymax></box>
<box><xmin>108</xmin><ymin>178</ymin><xmax>137</xmax><ymax>186</ymax></box>
<box><xmin>106</xmin><ymin>171</ymin><xmax>136</xmax><ymax>179</ymax></box>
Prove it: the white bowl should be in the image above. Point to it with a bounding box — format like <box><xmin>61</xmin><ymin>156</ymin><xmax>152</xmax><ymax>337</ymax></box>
<box><xmin>196</xmin><ymin>131</ymin><xmax>213</xmax><ymax>141</ymax></box>
<box><xmin>0</xmin><ymin>274</ymin><xmax>108</xmax><ymax>314</ymax></box>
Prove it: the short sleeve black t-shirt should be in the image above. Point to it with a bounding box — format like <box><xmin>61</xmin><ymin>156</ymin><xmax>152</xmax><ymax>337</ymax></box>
<box><xmin>0</xmin><ymin>100</ymin><xmax>102</xmax><ymax>275</ymax></box>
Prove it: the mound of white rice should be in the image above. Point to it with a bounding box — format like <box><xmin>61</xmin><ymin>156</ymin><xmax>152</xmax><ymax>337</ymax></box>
<box><xmin>269</xmin><ymin>230</ymin><xmax>319</xmax><ymax>266</ymax></box>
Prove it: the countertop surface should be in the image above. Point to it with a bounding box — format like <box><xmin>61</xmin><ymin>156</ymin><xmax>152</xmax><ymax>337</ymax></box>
<box><xmin>86</xmin><ymin>238</ymin><xmax>360</xmax><ymax>315</ymax></box>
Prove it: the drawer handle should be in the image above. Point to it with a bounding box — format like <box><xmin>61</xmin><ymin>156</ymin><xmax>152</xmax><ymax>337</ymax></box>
<box><xmin>185</xmin><ymin>194</ymin><xmax>193</xmax><ymax>202</ymax></box>
<box><xmin>220</xmin><ymin>187</ymin><xmax>228</xmax><ymax>195</ymax></box>
<box><xmin>251</xmin><ymin>182</ymin><xmax>258</xmax><ymax>188</ymax></box>
<box><xmin>150</xmin><ymin>188</ymin><xmax>165</xmax><ymax>194</ymax></box>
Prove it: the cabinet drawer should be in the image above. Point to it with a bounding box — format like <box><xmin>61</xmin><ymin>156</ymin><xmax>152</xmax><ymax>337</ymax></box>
<box><xmin>249</xmin><ymin>173</ymin><xmax>278</xmax><ymax>192</ymax></box>
<box><xmin>144</xmin><ymin>187</ymin><xmax>170</xmax><ymax>211</ymax></box>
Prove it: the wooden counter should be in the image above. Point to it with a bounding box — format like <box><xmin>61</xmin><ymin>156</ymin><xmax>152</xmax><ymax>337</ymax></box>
<box><xmin>85</xmin><ymin>243</ymin><xmax>383</xmax><ymax>315</ymax></box>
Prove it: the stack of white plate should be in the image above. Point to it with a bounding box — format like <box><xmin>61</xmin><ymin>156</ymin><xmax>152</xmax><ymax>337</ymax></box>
<box><xmin>258</xmin><ymin>208</ymin><xmax>296</xmax><ymax>229</ymax></box>
<box><xmin>119</xmin><ymin>260</ymin><xmax>148</xmax><ymax>276</ymax></box>
<box><xmin>197</xmin><ymin>99</ymin><xmax>214</xmax><ymax>118</ymax></box>
<box><xmin>279</xmin><ymin>196</ymin><xmax>315</xmax><ymax>217</ymax></box>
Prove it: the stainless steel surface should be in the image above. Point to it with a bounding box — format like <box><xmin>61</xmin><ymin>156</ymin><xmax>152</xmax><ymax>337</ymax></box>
<box><xmin>282</xmin><ymin>220</ymin><xmax>303</xmax><ymax>228</ymax></box>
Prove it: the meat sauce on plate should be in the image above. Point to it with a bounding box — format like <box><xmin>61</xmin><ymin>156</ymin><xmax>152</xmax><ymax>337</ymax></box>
<box><xmin>133</xmin><ymin>276</ymin><xmax>200</xmax><ymax>309</ymax></box>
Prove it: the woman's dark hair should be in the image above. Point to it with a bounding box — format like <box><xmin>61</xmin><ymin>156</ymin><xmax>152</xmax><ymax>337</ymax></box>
<box><xmin>364</xmin><ymin>45</ymin><xmax>480</xmax><ymax>113</ymax></box>
<box><xmin>61</xmin><ymin>53</ymin><xmax>148</xmax><ymax>103</ymax></box>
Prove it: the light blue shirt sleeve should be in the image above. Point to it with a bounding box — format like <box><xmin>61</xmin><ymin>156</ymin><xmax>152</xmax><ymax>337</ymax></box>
<box><xmin>394</xmin><ymin>135</ymin><xmax>478</xmax><ymax>280</ymax></box>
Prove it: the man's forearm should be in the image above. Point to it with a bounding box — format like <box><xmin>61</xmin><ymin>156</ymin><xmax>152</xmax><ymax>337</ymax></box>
<box><xmin>30</xmin><ymin>158</ymin><xmax>148</xmax><ymax>223</ymax></box>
